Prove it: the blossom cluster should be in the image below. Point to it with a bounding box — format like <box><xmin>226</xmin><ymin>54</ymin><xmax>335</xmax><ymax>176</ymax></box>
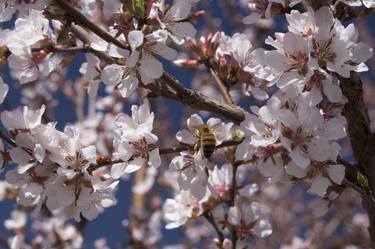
<box><xmin>0</xmin><ymin>0</ymin><xmax>373</xmax><ymax>248</ymax></box>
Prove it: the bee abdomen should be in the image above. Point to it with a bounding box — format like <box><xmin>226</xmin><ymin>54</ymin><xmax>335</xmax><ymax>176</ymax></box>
<box><xmin>202</xmin><ymin>137</ymin><xmax>216</xmax><ymax>158</ymax></box>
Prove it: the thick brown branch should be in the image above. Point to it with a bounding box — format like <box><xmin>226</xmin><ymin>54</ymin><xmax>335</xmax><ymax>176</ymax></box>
<box><xmin>340</xmin><ymin>72</ymin><xmax>375</xmax><ymax>246</ymax></box>
<box><xmin>146</xmin><ymin>73</ymin><xmax>246</xmax><ymax>124</ymax></box>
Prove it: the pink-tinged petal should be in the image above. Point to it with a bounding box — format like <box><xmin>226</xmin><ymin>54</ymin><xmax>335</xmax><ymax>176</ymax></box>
<box><xmin>351</xmin><ymin>42</ymin><xmax>373</xmax><ymax>63</ymax></box>
<box><xmin>101</xmin><ymin>64</ymin><xmax>124</xmax><ymax>86</ymax></box>
<box><xmin>111</xmin><ymin>163</ymin><xmax>128</xmax><ymax>179</ymax></box>
<box><xmin>126</xmin><ymin>157</ymin><xmax>144</xmax><ymax>173</ymax></box>
<box><xmin>176</xmin><ymin>129</ymin><xmax>196</xmax><ymax>144</ymax></box>
<box><xmin>309</xmin><ymin>175</ymin><xmax>331</xmax><ymax>197</ymax></box>
<box><xmin>107</xmin><ymin>44</ymin><xmax>130</xmax><ymax>58</ymax></box>
<box><xmin>285</xmin><ymin>161</ymin><xmax>307</xmax><ymax>178</ymax></box>
<box><xmin>323</xmin><ymin>82</ymin><xmax>345</xmax><ymax>103</ymax></box>
<box><xmin>289</xmin><ymin>149</ymin><xmax>310</xmax><ymax>169</ymax></box>
<box><xmin>327</xmin><ymin>164</ymin><xmax>345</xmax><ymax>184</ymax></box>
<box><xmin>283</xmin><ymin>32</ymin><xmax>309</xmax><ymax>55</ymax></box>
<box><xmin>307</xmin><ymin>137</ymin><xmax>331</xmax><ymax>162</ymax></box>
<box><xmin>235</xmin><ymin>138</ymin><xmax>253</xmax><ymax>161</ymax></box>
<box><xmin>56</xmin><ymin>186</ymin><xmax>75</xmax><ymax>207</ymax></box>
<box><xmin>119</xmin><ymin>74</ymin><xmax>139</xmax><ymax>98</ymax></box>
<box><xmin>149</xmin><ymin>42</ymin><xmax>178</xmax><ymax>61</ymax></box>
<box><xmin>227</xmin><ymin>206</ymin><xmax>240</xmax><ymax>225</ymax></box>
<box><xmin>128</xmin><ymin>30</ymin><xmax>144</xmax><ymax>51</ymax></box>
<box><xmin>168</xmin><ymin>22</ymin><xmax>197</xmax><ymax>44</ymax></box>
<box><xmin>139</xmin><ymin>53</ymin><xmax>163</xmax><ymax>80</ymax></box>
<box><xmin>33</xmin><ymin>144</ymin><xmax>45</xmax><ymax>163</ymax></box>
<box><xmin>187</xmin><ymin>114</ymin><xmax>204</xmax><ymax>131</ymax></box>
<box><xmin>164</xmin><ymin>0</ymin><xmax>192</xmax><ymax>21</ymax></box>
<box><xmin>148</xmin><ymin>149</ymin><xmax>161</xmax><ymax>168</ymax></box>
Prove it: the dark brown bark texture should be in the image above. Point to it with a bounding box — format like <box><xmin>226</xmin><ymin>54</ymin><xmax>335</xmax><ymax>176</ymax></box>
<box><xmin>340</xmin><ymin>74</ymin><xmax>375</xmax><ymax>247</ymax></box>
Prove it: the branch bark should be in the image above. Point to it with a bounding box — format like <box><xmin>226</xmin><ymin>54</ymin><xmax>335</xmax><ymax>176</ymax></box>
<box><xmin>339</xmin><ymin>73</ymin><xmax>375</xmax><ymax>246</ymax></box>
<box><xmin>148</xmin><ymin>73</ymin><xmax>246</xmax><ymax>124</ymax></box>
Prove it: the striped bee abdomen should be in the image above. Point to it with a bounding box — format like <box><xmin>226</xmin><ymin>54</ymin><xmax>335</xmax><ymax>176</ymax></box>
<box><xmin>201</xmin><ymin>134</ymin><xmax>216</xmax><ymax>158</ymax></box>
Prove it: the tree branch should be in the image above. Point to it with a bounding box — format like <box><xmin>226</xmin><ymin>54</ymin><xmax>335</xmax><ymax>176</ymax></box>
<box><xmin>147</xmin><ymin>73</ymin><xmax>246</xmax><ymax>124</ymax></box>
<box><xmin>205</xmin><ymin>63</ymin><xmax>234</xmax><ymax>105</ymax></box>
<box><xmin>339</xmin><ymin>72</ymin><xmax>375</xmax><ymax>246</ymax></box>
<box><xmin>53</xmin><ymin>0</ymin><xmax>128</xmax><ymax>49</ymax></box>
<box><xmin>88</xmin><ymin>140</ymin><xmax>241</xmax><ymax>172</ymax></box>
<box><xmin>203</xmin><ymin>212</ymin><xmax>225</xmax><ymax>247</ymax></box>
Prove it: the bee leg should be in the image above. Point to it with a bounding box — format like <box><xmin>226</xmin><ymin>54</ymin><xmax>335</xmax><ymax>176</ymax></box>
<box><xmin>193</xmin><ymin>142</ymin><xmax>200</xmax><ymax>156</ymax></box>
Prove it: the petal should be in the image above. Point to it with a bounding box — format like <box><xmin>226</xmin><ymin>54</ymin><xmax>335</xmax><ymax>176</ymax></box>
<box><xmin>227</xmin><ymin>206</ymin><xmax>240</xmax><ymax>225</ymax></box>
<box><xmin>309</xmin><ymin>175</ymin><xmax>331</xmax><ymax>197</ymax></box>
<box><xmin>187</xmin><ymin>114</ymin><xmax>204</xmax><ymax>131</ymax></box>
<box><xmin>327</xmin><ymin>164</ymin><xmax>345</xmax><ymax>185</ymax></box>
<box><xmin>128</xmin><ymin>30</ymin><xmax>144</xmax><ymax>51</ymax></box>
<box><xmin>164</xmin><ymin>0</ymin><xmax>192</xmax><ymax>21</ymax></box>
<box><xmin>176</xmin><ymin>129</ymin><xmax>196</xmax><ymax>144</ymax></box>
<box><xmin>168</xmin><ymin>22</ymin><xmax>196</xmax><ymax>44</ymax></box>
<box><xmin>139</xmin><ymin>54</ymin><xmax>163</xmax><ymax>80</ymax></box>
<box><xmin>289</xmin><ymin>149</ymin><xmax>310</xmax><ymax>169</ymax></box>
<box><xmin>149</xmin><ymin>42</ymin><xmax>178</xmax><ymax>61</ymax></box>
<box><xmin>119</xmin><ymin>74</ymin><xmax>139</xmax><ymax>98</ymax></box>
<box><xmin>126</xmin><ymin>157</ymin><xmax>144</xmax><ymax>173</ymax></box>
<box><xmin>101</xmin><ymin>64</ymin><xmax>124</xmax><ymax>86</ymax></box>
<box><xmin>285</xmin><ymin>161</ymin><xmax>307</xmax><ymax>178</ymax></box>
<box><xmin>111</xmin><ymin>162</ymin><xmax>128</xmax><ymax>179</ymax></box>
<box><xmin>148</xmin><ymin>149</ymin><xmax>161</xmax><ymax>168</ymax></box>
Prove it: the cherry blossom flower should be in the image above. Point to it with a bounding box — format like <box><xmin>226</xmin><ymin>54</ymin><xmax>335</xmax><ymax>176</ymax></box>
<box><xmin>1</xmin><ymin>104</ymin><xmax>45</xmax><ymax>130</ymax></box>
<box><xmin>101</xmin><ymin>30</ymin><xmax>176</xmax><ymax>98</ymax></box>
<box><xmin>217</xmin><ymin>32</ymin><xmax>274</xmax><ymax>99</ymax></box>
<box><xmin>208</xmin><ymin>164</ymin><xmax>232</xmax><ymax>198</ymax></box>
<box><xmin>111</xmin><ymin>100</ymin><xmax>161</xmax><ymax>178</ymax></box>
<box><xmin>169</xmin><ymin>152</ymin><xmax>208</xmax><ymax>199</ymax></box>
<box><xmin>152</xmin><ymin>0</ymin><xmax>198</xmax><ymax>44</ymax></box>
<box><xmin>286</xmin><ymin>7</ymin><xmax>373</xmax><ymax>78</ymax></box>
<box><xmin>228</xmin><ymin>201</ymin><xmax>272</xmax><ymax>238</ymax></box>
<box><xmin>265</xmin><ymin>32</ymin><xmax>317</xmax><ymax>87</ymax></box>
<box><xmin>163</xmin><ymin>190</ymin><xmax>200</xmax><ymax>229</ymax></box>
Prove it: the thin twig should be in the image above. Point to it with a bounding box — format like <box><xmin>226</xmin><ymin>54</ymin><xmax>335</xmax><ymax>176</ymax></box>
<box><xmin>88</xmin><ymin>140</ymin><xmax>241</xmax><ymax>172</ymax></box>
<box><xmin>203</xmin><ymin>212</ymin><xmax>225</xmax><ymax>246</ymax></box>
<box><xmin>206</xmin><ymin>63</ymin><xmax>234</xmax><ymax>105</ymax></box>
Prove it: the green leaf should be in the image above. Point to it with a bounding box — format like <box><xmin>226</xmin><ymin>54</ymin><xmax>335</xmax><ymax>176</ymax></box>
<box><xmin>133</xmin><ymin>0</ymin><xmax>145</xmax><ymax>19</ymax></box>
<box><xmin>357</xmin><ymin>172</ymin><xmax>369</xmax><ymax>188</ymax></box>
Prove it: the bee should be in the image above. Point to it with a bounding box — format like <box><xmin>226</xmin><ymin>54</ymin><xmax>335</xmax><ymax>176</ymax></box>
<box><xmin>193</xmin><ymin>124</ymin><xmax>217</xmax><ymax>158</ymax></box>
